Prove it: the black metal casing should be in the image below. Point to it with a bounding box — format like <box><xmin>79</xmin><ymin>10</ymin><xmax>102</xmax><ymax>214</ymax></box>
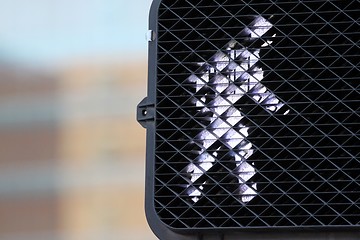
<box><xmin>137</xmin><ymin>0</ymin><xmax>360</xmax><ymax>239</ymax></box>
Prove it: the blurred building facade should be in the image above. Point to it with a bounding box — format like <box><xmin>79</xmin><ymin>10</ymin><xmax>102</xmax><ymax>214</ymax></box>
<box><xmin>0</xmin><ymin>59</ymin><xmax>154</xmax><ymax>240</ymax></box>
<box><xmin>0</xmin><ymin>67</ymin><xmax>60</xmax><ymax>240</ymax></box>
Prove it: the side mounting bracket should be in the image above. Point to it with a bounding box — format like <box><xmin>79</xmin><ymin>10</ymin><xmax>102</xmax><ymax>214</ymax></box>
<box><xmin>137</xmin><ymin>97</ymin><xmax>154</xmax><ymax>128</ymax></box>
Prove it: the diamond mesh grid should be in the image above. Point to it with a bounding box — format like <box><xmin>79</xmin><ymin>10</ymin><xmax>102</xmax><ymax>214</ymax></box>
<box><xmin>154</xmin><ymin>0</ymin><xmax>360</xmax><ymax>229</ymax></box>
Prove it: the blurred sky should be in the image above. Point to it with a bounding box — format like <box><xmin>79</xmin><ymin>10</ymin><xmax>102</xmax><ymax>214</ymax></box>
<box><xmin>0</xmin><ymin>0</ymin><xmax>153</xmax><ymax>67</ymax></box>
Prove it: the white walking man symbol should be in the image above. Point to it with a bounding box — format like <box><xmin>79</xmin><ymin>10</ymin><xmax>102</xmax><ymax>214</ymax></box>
<box><xmin>185</xmin><ymin>16</ymin><xmax>290</xmax><ymax>203</ymax></box>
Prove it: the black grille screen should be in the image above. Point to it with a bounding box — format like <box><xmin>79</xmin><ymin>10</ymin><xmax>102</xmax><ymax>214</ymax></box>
<box><xmin>154</xmin><ymin>0</ymin><xmax>359</xmax><ymax>229</ymax></box>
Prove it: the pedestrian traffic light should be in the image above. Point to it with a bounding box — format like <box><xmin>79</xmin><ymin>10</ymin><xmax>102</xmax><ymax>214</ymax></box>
<box><xmin>137</xmin><ymin>1</ymin><xmax>360</xmax><ymax>239</ymax></box>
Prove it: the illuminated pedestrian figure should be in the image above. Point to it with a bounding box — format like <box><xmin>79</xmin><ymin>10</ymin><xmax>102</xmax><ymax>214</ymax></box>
<box><xmin>185</xmin><ymin>17</ymin><xmax>289</xmax><ymax>203</ymax></box>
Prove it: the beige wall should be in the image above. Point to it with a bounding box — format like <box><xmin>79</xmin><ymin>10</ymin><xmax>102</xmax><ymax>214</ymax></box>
<box><xmin>0</xmin><ymin>59</ymin><xmax>156</xmax><ymax>240</ymax></box>
<box><xmin>57</xmin><ymin>59</ymin><xmax>154</xmax><ymax>240</ymax></box>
